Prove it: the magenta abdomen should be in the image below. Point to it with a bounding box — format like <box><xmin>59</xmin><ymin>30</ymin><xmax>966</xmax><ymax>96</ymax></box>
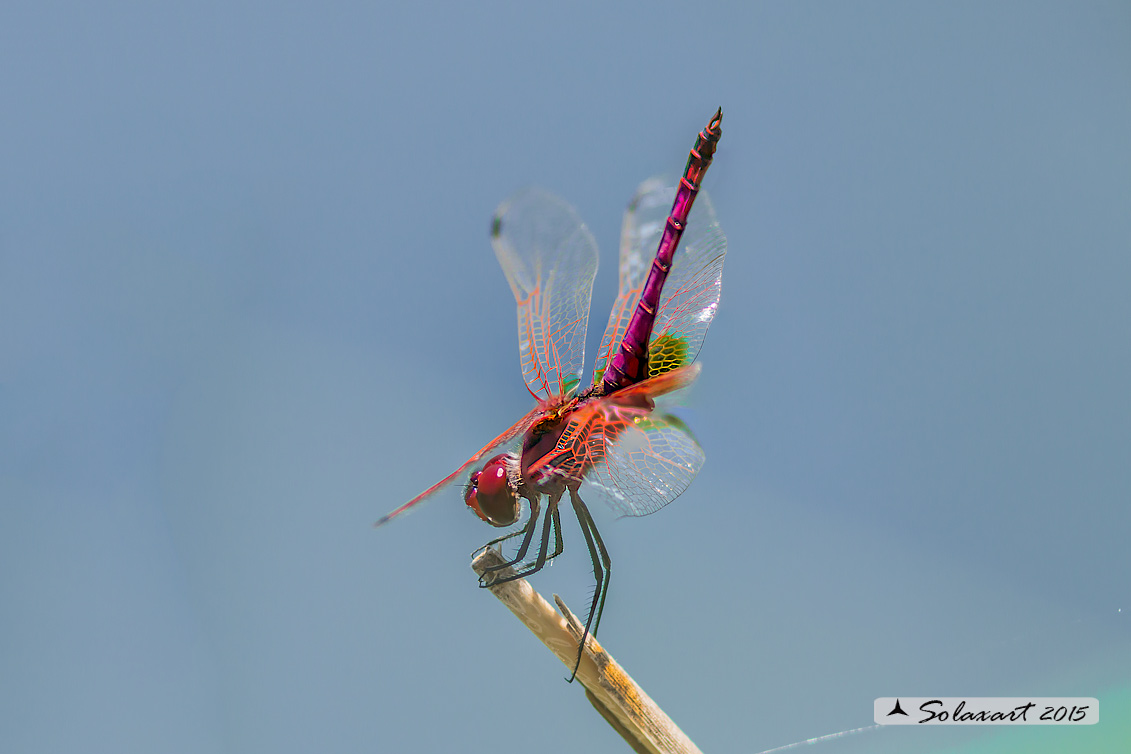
<box><xmin>601</xmin><ymin>109</ymin><xmax>722</xmax><ymax>394</ymax></box>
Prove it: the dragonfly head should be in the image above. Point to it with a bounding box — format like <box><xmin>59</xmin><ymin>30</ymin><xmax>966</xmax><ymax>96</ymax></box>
<box><xmin>465</xmin><ymin>454</ymin><xmax>520</xmax><ymax>527</ymax></box>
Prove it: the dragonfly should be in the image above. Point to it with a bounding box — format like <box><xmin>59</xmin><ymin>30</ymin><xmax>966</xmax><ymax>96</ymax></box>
<box><xmin>377</xmin><ymin>109</ymin><xmax>726</xmax><ymax>680</ymax></box>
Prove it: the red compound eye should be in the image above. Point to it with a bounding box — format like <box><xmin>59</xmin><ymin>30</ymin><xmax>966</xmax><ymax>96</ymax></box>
<box><xmin>465</xmin><ymin>454</ymin><xmax>519</xmax><ymax>527</ymax></box>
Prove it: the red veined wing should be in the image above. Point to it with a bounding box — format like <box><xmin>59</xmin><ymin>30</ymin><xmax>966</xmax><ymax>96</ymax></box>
<box><xmin>374</xmin><ymin>405</ymin><xmax>542</xmax><ymax>527</ymax></box>
<box><xmin>591</xmin><ymin>178</ymin><xmax>726</xmax><ymax>386</ymax></box>
<box><xmin>491</xmin><ymin>189</ymin><xmax>599</xmax><ymax>400</ymax></box>
<box><xmin>530</xmin><ymin>363</ymin><xmax>705</xmax><ymax>517</ymax></box>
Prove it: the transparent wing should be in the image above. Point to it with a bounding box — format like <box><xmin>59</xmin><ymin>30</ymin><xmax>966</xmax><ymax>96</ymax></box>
<box><xmin>375</xmin><ymin>405</ymin><xmax>542</xmax><ymax>527</ymax></box>
<box><xmin>591</xmin><ymin>178</ymin><xmax>669</xmax><ymax>385</ymax></box>
<box><xmin>591</xmin><ymin>178</ymin><xmax>726</xmax><ymax>385</ymax></box>
<box><xmin>530</xmin><ymin>364</ymin><xmax>704</xmax><ymax>517</ymax></box>
<box><xmin>491</xmin><ymin>188</ymin><xmax>598</xmax><ymax>400</ymax></box>
<box><xmin>585</xmin><ymin>407</ymin><xmax>705</xmax><ymax>518</ymax></box>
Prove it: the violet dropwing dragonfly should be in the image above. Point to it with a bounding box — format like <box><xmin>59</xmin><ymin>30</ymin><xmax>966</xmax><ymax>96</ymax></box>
<box><xmin>377</xmin><ymin>109</ymin><xmax>726</xmax><ymax>680</ymax></box>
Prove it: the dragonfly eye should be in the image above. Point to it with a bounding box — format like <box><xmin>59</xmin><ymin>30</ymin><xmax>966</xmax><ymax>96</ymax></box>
<box><xmin>465</xmin><ymin>454</ymin><xmax>519</xmax><ymax>527</ymax></box>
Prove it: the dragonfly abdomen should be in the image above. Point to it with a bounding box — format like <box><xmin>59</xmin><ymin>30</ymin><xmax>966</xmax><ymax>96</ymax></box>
<box><xmin>601</xmin><ymin>108</ymin><xmax>723</xmax><ymax>394</ymax></box>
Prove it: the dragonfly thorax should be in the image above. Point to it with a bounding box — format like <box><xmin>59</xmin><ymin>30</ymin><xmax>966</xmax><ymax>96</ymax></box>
<box><xmin>520</xmin><ymin>414</ymin><xmax>572</xmax><ymax>482</ymax></box>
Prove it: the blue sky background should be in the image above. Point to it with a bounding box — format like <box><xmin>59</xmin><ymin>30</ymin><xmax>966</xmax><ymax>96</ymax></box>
<box><xmin>2</xmin><ymin>2</ymin><xmax>1128</xmax><ymax>752</ymax></box>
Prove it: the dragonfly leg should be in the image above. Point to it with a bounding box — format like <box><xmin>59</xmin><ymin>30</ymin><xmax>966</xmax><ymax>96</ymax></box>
<box><xmin>548</xmin><ymin>502</ymin><xmax>564</xmax><ymax>562</ymax></box>
<box><xmin>487</xmin><ymin>490</ymin><xmax>563</xmax><ymax>585</ymax></box>
<box><xmin>510</xmin><ymin>490</ymin><xmax>565</xmax><ymax>579</ymax></box>
<box><xmin>472</xmin><ymin>527</ymin><xmax>525</xmax><ymax>559</ymax></box>
<box><xmin>479</xmin><ymin>495</ymin><xmax>541</xmax><ymax>578</ymax></box>
<box><xmin>566</xmin><ymin>486</ymin><xmax>611</xmax><ymax>683</ymax></box>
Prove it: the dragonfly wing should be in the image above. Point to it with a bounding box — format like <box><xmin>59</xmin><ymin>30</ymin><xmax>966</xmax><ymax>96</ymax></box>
<box><xmin>491</xmin><ymin>189</ymin><xmax>598</xmax><ymax>400</ymax></box>
<box><xmin>650</xmin><ymin>183</ymin><xmax>726</xmax><ymax>377</ymax></box>
<box><xmin>591</xmin><ymin>178</ymin><xmax>667</xmax><ymax>386</ymax></box>
<box><xmin>591</xmin><ymin>178</ymin><xmax>726</xmax><ymax>385</ymax></box>
<box><xmin>375</xmin><ymin>405</ymin><xmax>542</xmax><ymax>527</ymax></box>
<box><xmin>530</xmin><ymin>363</ymin><xmax>704</xmax><ymax>517</ymax></box>
<box><xmin>585</xmin><ymin>407</ymin><xmax>705</xmax><ymax>518</ymax></box>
